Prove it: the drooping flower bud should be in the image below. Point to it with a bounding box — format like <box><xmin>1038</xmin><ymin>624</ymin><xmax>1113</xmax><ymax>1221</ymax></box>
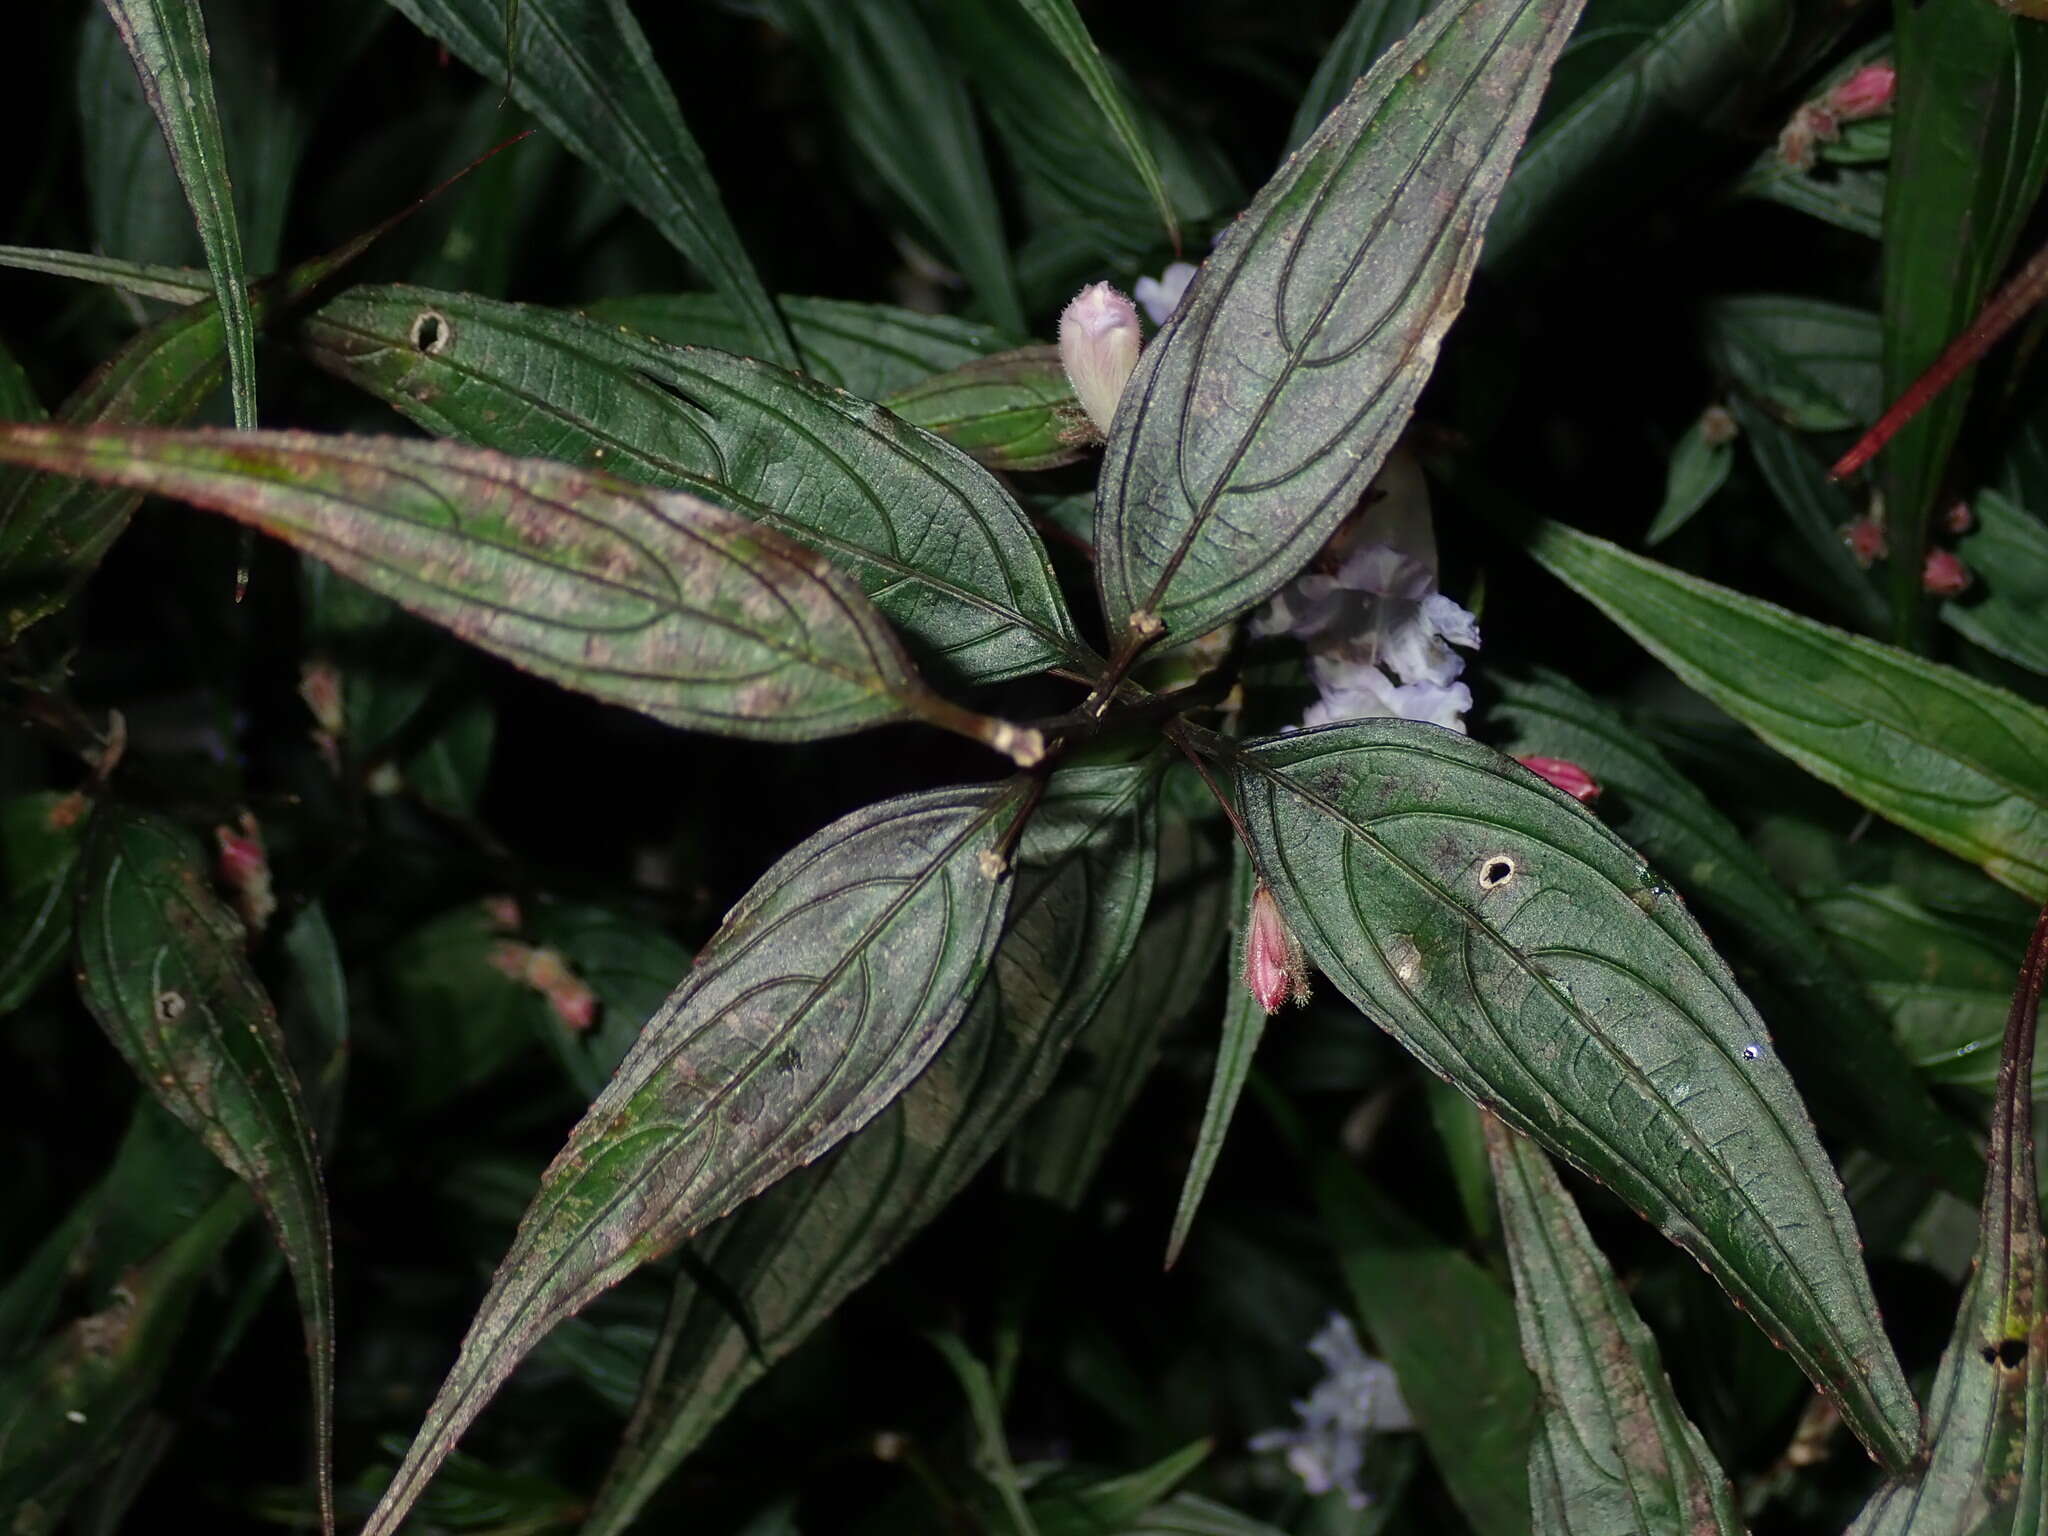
<box><xmin>1243</xmin><ymin>881</ymin><xmax>1310</xmax><ymax>1015</ymax></box>
<box><xmin>489</xmin><ymin>941</ymin><xmax>601</xmax><ymax>1032</ymax></box>
<box><xmin>215</xmin><ymin>811</ymin><xmax>277</xmax><ymax>935</ymax></box>
<box><xmin>1922</xmin><ymin>547</ymin><xmax>1972</xmax><ymax>597</ymax></box>
<box><xmin>1515</xmin><ymin>755</ymin><xmax>1602</xmax><ymax>804</ymax></box>
<box><xmin>1829</xmin><ymin>62</ymin><xmax>1895</xmax><ymax>121</ymax></box>
<box><xmin>1058</xmin><ymin>282</ymin><xmax>1141</xmax><ymax>438</ymax></box>
<box><xmin>1840</xmin><ymin>515</ymin><xmax>1888</xmax><ymax>568</ymax></box>
<box><xmin>1945</xmin><ymin>499</ymin><xmax>1975</xmax><ymax>535</ymax></box>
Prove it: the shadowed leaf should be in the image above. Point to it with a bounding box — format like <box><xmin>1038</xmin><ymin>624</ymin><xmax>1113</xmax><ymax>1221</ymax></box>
<box><xmin>885</xmin><ymin>346</ymin><xmax>1090</xmax><ymax>473</ymax></box>
<box><xmin>1234</xmin><ymin>721</ymin><xmax>1921</xmax><ymax>1470</ymax></box>
<box><xmin>0</xmin><ymin>793</ymin><xmax>91</xmax><ymax>1017</ymax></box>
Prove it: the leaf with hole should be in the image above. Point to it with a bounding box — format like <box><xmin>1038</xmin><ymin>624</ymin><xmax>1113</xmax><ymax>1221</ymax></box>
<box><xmin>301</xmin><ymin>284</ymin><xmax>1084</xmax><ymax>688</ymax></box>
<box><xmin>1236</xmin><ymin>721</ymin><xmax>1921</xmax><ymax>1470</ymax></box>
<box><xmin>74</xmin><ymin>807</ymin><xmax>333</xmax><ymax>1533</ymax></box>
<box><xmin>1094</xmin><ymin>0</ymin><xmax>1586</xmax><ymax>644</ymax></box>
<box><xmin>359</xmin><ymin>781</ymin><xmax>1031</xmax><ymax>1536</ymax></box>
<box><xmin>1485</xmin><ymin>1117</ymin><xmax>1744</xmax><ymax>1536</ymax></box>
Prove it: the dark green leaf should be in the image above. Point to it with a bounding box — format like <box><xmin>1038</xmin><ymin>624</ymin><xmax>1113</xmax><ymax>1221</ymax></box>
<box><xmin>386</xmin><ymin>0</ymin><xmax>796</xmax><ymax>368</ymax></box>
<box><xmin>1236</xmin><ymin>722</ymin><xmax>1921</xmax><ymax>1470</ymax></box>
<box><xmin>360</xmin><ymin>781</ymin><xmax>1032</xmax><ymax>1536</ymax></box>
<box><xmin>1847</xmin><ymin>903</ymin><xmax>2048</xmax><ymax>1533</ymax></box>
<box><xmin>301</xmin><ymin>284</ymin><xmax>1085</xmax><ymax>688</ymax></box>
<box><xmin>581</xmin><ymin>293</ymin><xmax>1020</xmax><ymax>401</ymax></box>
<box><xmin>1011</xmin><ymin>0</ymin><xmax>1180</xmax><ymax>248</ymax></box>
<box><xmin>1319</xmin><ymin>1155</ymin><xmax>1535</xmax><ymax>1536</ymax></box>
<box><xmin>0</xmin><ymin>426</ymin><xmax>980</xmax><ymax>747</ymax></box>
<box><xmin>1009</xmin><ymin>815</ymin><xmax>1231</xmax><ymax>1208</ymax></box>
<box><xmin>770</xmin><ymin>0</ymin><xmax>1024</xmax><ymax>336</ymax></box>
<box><xmin>75</xmin><ymin>807</ymin><xmax>333</xmax><ymax>1532</ymax></box>
<box><xmin>1486</xmin><ymin>669</ymin><xmax>1980</xmax><ymax>1196</ymax></box>
<box><xmin>1128</xmin><ymin>1494</ymin><xmax>1292</xmax><ymax>1535</ymax></box>
<box><xmin>0</xmin><ymin>247</ymin><xmax>213</xmax><ymax>305</ymax></box>
<box><xmin>582</xmin><ymin>764</ymin><xmax>1157</xmax><ymax>1536</ymax></box>
<box><xmin>1095</xmin><ymin>0</ymin><xmax>1586</xmax><ymax>644</ymax></box>
<box><xmin>1703</xmin><ymin>295</ymin><xmax>1883</xmax><ymax>433</ymax></box>
<box><xmin>885</xmin><ymin>347</ymin><xmax>1090</xmax><ymax>472</ymax></box>
<box><xmin>1165</xmin><ymin>842</ymin><xmax>1263</xmax><ymax>1268</ymax></box>
<box><xmin>0</xmin><ymin>793</ymin><xmax>91</xmax><ymax>1017</ymax></box>
<box><xmin>1739</xmin><ymin>160</ymin><xmax>1887</xmax><ymax>242</ymax></box>
<box><xmin>97</xmin><ymin>0</ymin><xmax>258</xmax><ymax>430</ymax></box>
<box><xmin>1288</xmin><ymin>0</ymin><xmax>1432</xmax><ymax>153</ymax></box>
<box><xmin>1879</xmin><ymin>0</ymin><xmax>2048</xmax><ymax>641</ymax></box>
<box><xmin>1644</xmin><ymin>410</ymin><xmax>1733</xmax><ymax>545</ymax></box>
<box><xmin>1485</xmin><ymin>1117</ymin><xmax>1744</xmax><ymax>1536</ymax></box>
<box><xmin>1028</xmin><ymin>1439</ymin><xmax>1211</xmax><ymax>1536</ymax></box>
<box><xmin>931</xmin><ymin>1330</ymin><xmax>1041</xmax><ymax>1536</ymax></box>
<box><xmin>1946</xmin><ymin>490</ymin><xmax>2048</xmax><ymax>678</ymax></box>
<box><xmin>1523</xmin><ymin>519</ymin><xmax>2048</xmax><ymax>901</ymax></box>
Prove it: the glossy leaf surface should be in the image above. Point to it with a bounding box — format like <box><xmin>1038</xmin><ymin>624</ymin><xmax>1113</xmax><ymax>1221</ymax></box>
<box><xmin>361</xmin><ymin>782</ymin><xmax>1030</xmax><ymax>1535</ymax></box>
<box><xmin>1095</xmin><ymin>0</ymin><xmax>1586</xmax><ymax>644</ymax></box>
<box><xmin>1525</xmin><ymin>519</ymin><xmax>2048</xmax><ymax>902</ymax></box>
<box><xmin>884</xmin><ymin>346</ymin><xmax>1088</xmax><ymax>472</ymax></box>
<box><xmin>1236</xmin><ymin>722</ymin><xmax>1920</xmax><ymax>1469</ymax></box>
<box><xmin>302</xmin><ymin>284</ymin><xmax>1083</xmax><ymax>686</ymax></box>
<box><xmin>74</xmin><ymin>807</ymin><xmax>333</xmax><ymax>1532</ymax></box>
<box><xmin>1486</xmin><ymin>1117</ymin><xmax>1744</xmax><ymax>1536</ymax></box>
<box><xmin>0</xmin><ymin>426</ymin><xmax>944</xmax><ymax>744</ymax></box>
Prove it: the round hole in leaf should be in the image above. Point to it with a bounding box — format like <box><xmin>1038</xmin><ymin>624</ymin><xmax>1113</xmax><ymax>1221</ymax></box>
<box><xmin>1480</xmin><ymin>857</ymin><xmax>1515</xmax><ymax>890</ymax></box>
<box><xmin>410</xmin><ymin>310</ymin><xmax>452</xmax><ymax>355</ymax></box>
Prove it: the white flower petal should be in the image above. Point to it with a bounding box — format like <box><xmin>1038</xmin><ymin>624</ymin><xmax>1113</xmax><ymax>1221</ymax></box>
<box><xmin>1421</xmin><ymin>592</ymin><xmax>1482</xmax><ymax>651</ymax></box>
<box><xmin>1134</xmin><ymin>260</ymin><xmax>1198</xmax><ymax>325</ymax></box>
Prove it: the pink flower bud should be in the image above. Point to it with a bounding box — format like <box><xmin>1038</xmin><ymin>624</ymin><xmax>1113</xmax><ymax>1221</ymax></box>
<box><xmin>1058</xmin><ymin>282</ymin><xmax>1141</xmax><ymax>438</ymax></box>
<box><xmin>1840</xmin><ymin>516</ymin><xmax>1888</xmax><ymax>568</ymax></box>
<box><xmin>1945</xmin><ymin>499</ymin><xmax>1974</xmax><ymax>535</ymax></box>
<box><xmin>1775</xmin><ymin>102</ymin><xmax>1839</xmax><ymax>171</ymax></box>
<box><xmin>214</xmin><ymin>812</ymin><xmax>276</xmax><ymax>935</ymax></box>
<box><xmin>1922</xmin><ymin>548</ymin><xmax>1972</xmax><ymax>597</ymax></box>
<box><xmin>1829</xmin><ymin>62</ymin><xmax>1895</xmax><ymax>122</ymax></box>
<box><xmin>1243</xmin><ymin>882</ymin><xmax>1310</xmax><ymax>1015</ymax></box>
<box><xmin>298</xmin><ymin>660</ymin><xmax>344</xmax><ymax>737</ymax></box>
<box><xmin>1515</xmin><ymin>755</ymin><xmax>1602</xmax><ymax>804</ymax></box>
<box><xmin>488</xmin><ymin>941</ymin><xmax>600</xmax><ymax>1032</ymax></box>
<box><xmin>1698</xmin><ymin>405</ymin><xmax>1738</xmax><ymax>448</ymax></box>
<box><xmin>480</xmin><ymin>894</ymin><xmax>522</xmax><ymax>932</ymax></box>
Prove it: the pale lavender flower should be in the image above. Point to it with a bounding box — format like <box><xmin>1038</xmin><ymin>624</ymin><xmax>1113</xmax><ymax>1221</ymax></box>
<box><xmin>1250</xmin><ymin>1313</ymin><xmax>1413</xmax><ymax>1508</ymax></box>
<box><xmin>1134</xmin><ymin>261</ymin><xmax>1199</xmax><ymax>326</ymax></box>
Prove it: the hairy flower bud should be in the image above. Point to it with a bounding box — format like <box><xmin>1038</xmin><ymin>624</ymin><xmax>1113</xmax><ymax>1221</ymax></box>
<box><xmin>1515</xmin><ymin>755</ymin><xmax>1602</xmax><ymax>804</ymax></box>
<box><xmin>215</xmin><ymin>812</ymin><xmax>276</xmax><ymax>936</ymax></box>
<box><xmin>1922</xmin><ymin>547</ymin><xmax>1972</xmax><ymax>597</ymax></box>
<box><xmin>1829</xmin><ymin>62</ymin><xmax>1895</xmax><ymax>121</ymax></box>
<box><xmin>1243</xmin><ymin>882</ymin><xmax>1310</xmax><ymax>1014</ymax></box>
<box><xmin>1840</xmin><ymin>515</ymin><xmax>1888</xmax><ymax>568</ymax></box>
<box><xmin>1059</xmin><ymin>282</ymin><xmax>1141</xmax><ymax>437</ymax></box>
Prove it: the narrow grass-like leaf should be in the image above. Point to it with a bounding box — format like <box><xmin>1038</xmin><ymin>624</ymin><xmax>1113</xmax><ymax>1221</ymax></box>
<box><xmin>98</xmin><ymin>0</ymin><xmax>258</xmax><ymax>430</ymax></box>
<box><xmin>1946</xmin><ymin>489</ymin><xmax>2048</xmax><ymax>678</ymax></box>
<box><xmin>387</xmin><ymin>0</ymin><xmax>796</xmax><ymax>367</ymax></box>
<box><xmin>1165</xmin><ymin>842</ymin><xmax>1264</xmax><ymax>1268</ymax></box>
<box><xmin>360</xmin><ymin>782</ymin><xmax>1031</xmax><ymax>1536</ymax></box>
<box><xmin>1523</xmin><ymin>520</ymin><xmax>2048</xmax><ymax>902</ymax></box>
<box><xmin>932</xmin><ymin>1330</ymin><xmax>1042</xmax><ymax>1536</ymax></box>
<box><xmin>583</xmin><ymin>765</ymin><xmax>1157</xmax><ymax>1535</ymax></box>
<box><xmin>1485</xmin><ymin>1117</ymin><xmax>1745</xmax><ymax>1536</ymax></box>
<box><xmin>884</xmin><ymin>347</ymin><xmax>1089</xmax><ymax>472</ymax></box>
<box><xmin>1319</xmin><ymin>1155</ymin><xmax>1534</xmax><ymax>1536</ymax></box>
<box><xmin>1487</xmin><ymin>670</ymin><xmax>1980</xmax><ymax>1197</ymax></box>
<box><xmin>581</xmin><ymin>293</ymin><xmax>1019</xmax><ymax>400</ymax></box>
<box><xmin>0</xmin><ymin>793</ymin><xmax>90</xmax><ymax>1017</ymax></box>
<box><xmin>1128</xmin><ymin>1495</ymin><xmax>1293</xmax><ymax>1535</ymax></box>
<box><xmin>1879</xmin><ymin>0</ymin><xmax>2048</xmax><ymax>642</ymax></box>
<box><xmin>75</xmin><ymin>807</ymin><xmax>333</xmax><ymax>1534</ymax></box>
<box><xmin>771</xmin><ymin>0</ymin><xmax>1024</xmax><ymax>337</ymax></box>
<box><xmin>0</xmin><ymin>246</ymin><xmax>214</xmax><ymax>305</ymax></box>
<box><xmin>1703</xmin><ymin>295</ymin><xmax>1882</xmax><ymax>434</ymax></box>
<box><xmin>1235</xmin><ymin>722</ymin><xmax>1921</xmax><ymax>1470</ymax></box>
<box><xmin>1288</xmin><ymin>0</ymin><xmax>1431</xmax><ymax>153</ymax></box>
<box><xmin>301</xmin><ymin>284</ymin><xmax>1084</xmax><ymax>687</ymax></box>
<box><xmin>1013</xmin><ymin>0</ymin><xmax>1179</xmax><ymax>248</ymax></box>
<box><xmin>1848</xmin><ymin>902</ymin><xmax>2048</xmax><ymax>1533</ymax></box>
<box><xmin>0</xmin><ymin>427</ymin><xmax>977</xmax><ymax>748</ymax></box>
<box><xmin>1028</xmin><ymin>1440</ymin><xmax>1211</xmax><ymax>1536</ymax></box>
<box><xmin>1094</xmin><ymin>0</ymin><xmax>1586</xmax><ymax>645</ymax></box>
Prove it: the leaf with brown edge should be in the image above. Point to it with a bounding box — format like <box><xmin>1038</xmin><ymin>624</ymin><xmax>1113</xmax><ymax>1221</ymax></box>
<box><xmin>359</xmin><ymin>781</ymin><xmax>1030</xmax><ymax>1536</ymax></box>
<box><xmin>74</xmin><ymin>807</ymin><xmax>333</xmax><ymax>1535</ymax></box>
<box><xmin>1485</xmin><ymin>1115</ymin><xmax>1745</xmax><ymax>1536</ymax></box>
<box><xmin>0</xmin><ymin>426</ymin><xmax>1022</xmax><ymax>754</ymax></box>
<box><xmin>1093</xmin><ymin>0</ymin><xmax>1585</xmax><ymax>646</ymax></box>
<box><xmin>1847</xmin><ymin>900</ymin><xmax>2048</xmax><ymax>1534</ymax></box>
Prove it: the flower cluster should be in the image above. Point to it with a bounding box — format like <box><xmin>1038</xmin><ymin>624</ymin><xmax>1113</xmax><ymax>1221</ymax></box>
<box><xmin>1249</xmin><ymin>1313</ymin><xmax>1413</xmax><ymax>1508</ymax></box>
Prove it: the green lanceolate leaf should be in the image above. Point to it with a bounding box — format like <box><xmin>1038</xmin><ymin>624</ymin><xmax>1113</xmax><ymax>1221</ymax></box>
<box><xmin>1094</xmin><ymin>0</ymin><xmax>1586</xmax><ymax>646</ymax></box>
<box><xmin>581</xmin><ymin>764</ymin><xmax>1157</xmax><ymax>1536</ymax></box>
<box><xmin>1288</xmin><ymin>0</ymin><xmax>1432</xmax><ymax>153</ymax></box>
<box><xmin>1484</xmin><ymin>1117</ymin><xmax>1745</xmax><ymax>1536</ymax></box>
<box><xmin>1848</xmin><ymin>903</ymin><xmax>2048</xmax><ymax>1533</ymax></box>
<box><xmin>0</xmin><ymin>427</ymin><xmax>990</xmax><ymax>749</ymax></box>
<box><xmin>74</xmin><ymin>807</ymin><xmax>333</xmax><ymax>1534</ymax></box>
<box><xmin>1028</xmin><ymin>1441</ymin><xmax>1211</xmax><ymax>1536</ymax></box>
<box><xmin>0</xmin><ymin>246</ymin><xmax>213</xmax><ymax>305</ymax></box>
<box><xmin>0</xmin><ymin>792</ymin><xmax>91</xmax><ymax>1017</ymax></box>
<box><xmin>1523</xmin><ymin>520</ymin><xmax>2048</xmax><ymax>902</ymax></box>
<box><xmin>1319</xmin><ymin>1155</ymin><xmax>1534</xmax><ymax>1536</ymax></box>
<box><xmin>300</xmin><ymin>285</ymin><xmax>1084</xmax><ymax>688</ymax></box>
<box><xmin>1487</xmin><ymin>670</ymin><xmax>1980</xmax><ymax>1197</ymax></box>
<box><xmin>1012</xmin><ymin>0</ymin><xmax>1179</xmax><ymax>248</ymax></box>
<box><xmin>885</xmin><ymin>346</ymin><xmax>1089</xmax><ymax>472</ymax></box>
<box><xmin>1232</xmin><ymin>722</ymin><xmax>1921</xmax><ymax>1470</ymax></box>
<box><xmin>97</xmin><ymin>0</ymin><xmax>258</xmax><ymax>430</ymax></box>
<box><xmin>1702</xmin><ymin>294</ymin><xmax>1883</xmax><ymax>434</ymax></box>
<box><xmin>360</xmin><ymin>782</ymin><xmax>1032</xmax><ymax>1536</ymax></box>
<box><xmin>1946</xmin><ymin>490</ymin><xmax>2048</xmax><ymax>678</ymax></box>
<box><xmin>386</xmin><ymin>0</ymin><xmax>796</xmax><ymax>368</ymax></box>
<box><xmin>1165</xmin><ymin>840</ymin><xmax>1264</xmax><ymax>1268</ymax></box>
<box><xmin>583</xmin><ymin>293</ymin><xmax>1020</xmax><ymax>400</ymax></box>
<box><xmin>1879</xmin><ymin>0</ymin><xmax>2048</xmax><ymax>643</ymax></box>
<box><xmin>1644</xmin><ymin>409</ymin><xmax>1734</xmax><ymax>546</ymax></box>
